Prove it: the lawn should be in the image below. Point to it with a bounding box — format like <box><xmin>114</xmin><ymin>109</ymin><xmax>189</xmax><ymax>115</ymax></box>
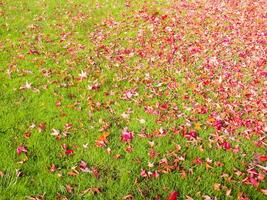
<box><xmin>0</xmin><ymin>0</ymin><xmax>266</xmax><ymax>199</ymax></box>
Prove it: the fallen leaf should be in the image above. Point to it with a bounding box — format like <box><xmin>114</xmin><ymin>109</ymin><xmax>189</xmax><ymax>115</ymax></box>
<box><xmin>66</xmin><ymin>184</ymin><xmax>73</xmax><ymax>193</ymax></box>
<box><xmin>167</xmin><ymin>191</ymin><xmax>179</xmax><ymax>200</ymax></box>
<box><xmin>261</xmin><ymin>189</ymin><xmax>267</xmax><ymax>196</ymax></box>
<box><xmin>81</xmin><ymin>187</ymin><xmax>101</xmax><ymax>195</ymax></box>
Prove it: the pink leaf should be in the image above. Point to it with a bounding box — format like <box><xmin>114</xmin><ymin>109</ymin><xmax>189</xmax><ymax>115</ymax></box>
<box><xmin>121</xmin><ymin>128</ymin><xmax>134</xmax><ymax>142</ymax></box>
<box><xmin>16</xmin><ymin>146</ymin><xmax>27</xmax><ymax>155</ymax></box>
<box><xmin>79</xmin><ymin>160</ymin><xmax>90</xmax><ymax>172</ymax></box>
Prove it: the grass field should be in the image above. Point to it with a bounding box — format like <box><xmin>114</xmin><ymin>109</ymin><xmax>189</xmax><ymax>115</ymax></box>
<box><xmin>0</xmin><ymin>0</ymin><xmax>266</xmax><ymax>199</ymax></box>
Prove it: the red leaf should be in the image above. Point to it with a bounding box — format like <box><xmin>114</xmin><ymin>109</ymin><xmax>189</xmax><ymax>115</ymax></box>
<box><xmin>259</xmin><ymin>155</ymin><xmax>267</xmax><ymax>162</ymax></box>
<box><xmin>38</xmin><ymin>122</ymin><xmax>46</xmax><ymax>132</ymax></box>
<box><xmin>161</xmin><ymin>15</ymin><xmax>168</xmax><ymax>20</ymax></box>
<box><xmin>65</xmin><ymin>149</ymin><xmax>74</xmax><ymax>155</ymax></box>
<box><xmin>159</xmin><ymin>103</ymin><xmax>169</xmax><ymax>110</ymax></box>
<box><xmin>167</xmin><ymin>191</ymin><xmax>179</xmax><ymax>200</ymax></box>
<box><xmin>221</xmin><ymin>141</ymin><xmax>231</xmax><ymax>150</ymax></box>
<box><xmin>193</xmin><ymin>157</ymin><xmax>203</xmax><ymax>165</ymax></box>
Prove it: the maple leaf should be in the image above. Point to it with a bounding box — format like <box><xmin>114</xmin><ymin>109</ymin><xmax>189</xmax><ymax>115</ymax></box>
<box><xmin>79</xmin><ymin>160</ymin><xmax>90</xmax><ymax>172</ymax></box>
<box><xmin>64</xmin><ymin>123</ymin><xmax>73</xmax><ymax>130</ymax></box>
<box><xmin>67</xmin><ymin>170</ymin><xmax>79</xmax><ymax>176</ymax></box>
<box><xmin>23</xmin><ymin>132</ymin><xmax>31</xmax><ymax>139</ymax></box>
<box><xmin>38</xmin><ymin>123</ymin><xmax>46</xmax><ymax>132</ymax></box>
<box><xmin>50</xmin><ymin>164</ymin><xmax>57</xmax><ymax>172</ymax></box>
<box><xmin>261</xmin><ymin>189</ymin><xmax>267</xmax><ymax>196</ymax></box>
<box><xmin>65</xmin><ymin>149</ymin><xmax>74</xmax><ymax>155</ymax></box>
<box><xmin>259</xmin><ymin>155</ymin><xmax>267</xmax><ymax>162</ymax></box>
<box><xmin>20</xmin><ymin>81</ymin><xmax>32</xmax><ymax>90</ymax></box>
<box><xmin>80</xmin><ymin>187</ymin><xmax>101</xmax><ymax>195</ymax></box>
<box><xmin>167</xmin><ymin>191</ymin><xmax>179</xmax><ymax>200</ymax></box>
<box><xmin>140</xmin><ymin>169</ymin><xmax>147</xmax><ymax>177</ymax></box>
<box><xmin>78</xmin><ymin>70</ymin><xmax>87</xmax><ymax>80</ymax></box>
<box><xmin>98</xmin><ymin>132</ymin><xmax>110</xmax><ymax>142</ymax></box>
<box><xmin>213</xmin><ymin>183</ymin><xmax>221</xmax><ymax>191</ymax></box>
<box><xmin>0</xmin><ymin>171</ymin><xmax>4</xmax><ymax>177</ymax></box>
<box><xmin>121</xmin><ymin>127</ymin><xmax>134</xmax><ymax>142</ymax></box>
<box><xmin>95</xmin><ymin>132</ymin><xmax>110</xmax><ymax>147</ymax></box>
<box><xmin>55</xmin><ymin>100</ymin><xmax>61</xmax><ymax>107</ymax></box>
<box><xmin>88</xmin><ymin>83</ymin><xmax>100</xmax><ymax>90</ymax></box>
<box><xmin>26</xmin><ymin>194</ymin><xmax>44</xmax><ymax>200</ymax></box>
<box><xmin>16</xmin><ymin>146</ymin><xmax>28</xmax><ymax>155</ymax></box>
<box><xmin>221</xmin><ymin>141</ymin><xmax>231</xmax><ymax>150</ymax></box>
<box><xmin>92</xmin><ymin>167</ymin><xmax>100</xmax><ymax>179</ymax></box>
<box><xmin>66</xmin><ymin>184</ymin><xmax>73</xmax><ymax>193</ymax></box>
<box><xmin>123</xmin><ymin>194</ymin><xmax>134</xmax><ymax>200</ymax></box>
<box><xmin>51</xmin><ymin>129</ymin><xmax>60</xmax><ymax>136</ymax></box>
<box><xmin>194</xmin><ymin>122</ymin><xmax>201</xmax><ymax>130</ymax></box>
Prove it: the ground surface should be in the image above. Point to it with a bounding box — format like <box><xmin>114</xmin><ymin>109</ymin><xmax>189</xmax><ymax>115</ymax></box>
<box><xmin>0</xmin><ymin>0</ymin><xmax>266</xmax><ymax>199</ymax></box>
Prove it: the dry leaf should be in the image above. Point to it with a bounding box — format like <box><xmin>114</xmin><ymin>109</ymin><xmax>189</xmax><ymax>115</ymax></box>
<box><xmin>81</xmin><ymin>187</ymin><xmax>101</xmax><ymax>195</ymax></box>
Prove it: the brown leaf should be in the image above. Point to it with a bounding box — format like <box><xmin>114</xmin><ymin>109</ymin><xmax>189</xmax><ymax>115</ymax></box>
<box><xmin>56</xmin><ymin>194</ymin><xmax>68</xmax><ymax>200</ymax></box>
<box><xmin>226</xmin><ymin>189</ymin><xmax>231</xmax><ymax>196</ymax></box>
<box><xmin>123</xmin><ymin>194</ymin><xmax>134</xmax><ymax>200</ymax></box>
<box><xmin>16</xmin><ymin>169</ymin><xmax>23</xmax><ymax>177</ymax></box>
<box><xmin>205</xmin><ymin>163</ymin><xmax>213</xmax><ymax>170</ymax></box>
<box><xmin>26</xmin><ymin>194</ymin><xmax>44</xmax><ymax>200</ymax></box>
<box><xmin>81</xmin><ymin>187</ymin><xmax>101</xmax><ymax>195</ymax></box>
<box><xmin>185</xmin><ymin>196</ymin><xmax>194</xmax><ymax>200</ymax></box>
<box><xmin>66</xmin><ymin>184</ymin><xmax>73</xmax><ymax>193</ymax></box>
<box><xmin>0</xmin><ymin>171</ymin><xmax>4</xmax><ymax>177</ymax></box>
<box><xmin>261</xmin><ymin>189</ymin><xmax>267</xmax><ymax>196</ymax></box>
<box><xmin>67</xmin><ymin>170</ymin><xmax>79</xmax><ymax>176</ymax></box>
<box><xmin>213</xmin><ymin>183</ymin><xmax>221</xmax><ymax>191</ymax></box>
<box><xmin>23</xmin><ymin>132</ymin><xmax>31</xmax><ymax>139</ymax></box>
<box><xmin>114</xmin><ymin>154</ymin><xmax>122</xmax><ymax>159</ymax></box>
<box><xmin>92</xmin><ymin>167</ymin><xmax>100</xmax><ymax>179</ymax></box>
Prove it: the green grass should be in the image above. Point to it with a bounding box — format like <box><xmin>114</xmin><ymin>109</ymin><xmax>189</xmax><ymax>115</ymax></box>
<box><xmin>0</xmin><ymin>0</ymin><xmax>266</xmax><ymax>199</ymax></box>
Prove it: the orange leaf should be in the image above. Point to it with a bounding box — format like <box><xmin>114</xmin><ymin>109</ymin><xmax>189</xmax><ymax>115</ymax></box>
<box><xmin>207</xmin><ymin>117</ymin><xmax>215</xmax><ymax>123</ymax></box>
<box><xmin>98</xmin><ymin>132</ymin><xmax>110</xmax><ymax>141</ymax></box>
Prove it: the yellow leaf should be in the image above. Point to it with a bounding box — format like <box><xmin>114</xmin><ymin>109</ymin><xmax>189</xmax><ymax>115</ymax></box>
<box><xmin>195</xmin><ymin>122</ymin><xmax>201</xmax><ymax>130</ymax></box>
